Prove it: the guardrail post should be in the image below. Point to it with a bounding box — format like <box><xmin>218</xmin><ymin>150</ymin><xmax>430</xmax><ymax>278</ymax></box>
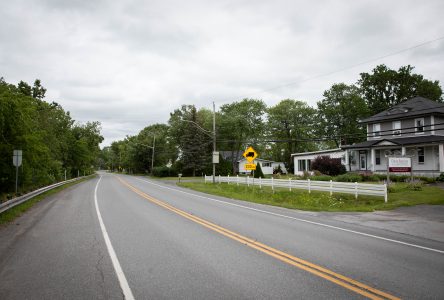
<box><xmin>218</xmin><ymin>175</ymin><xmax>221</xmax><ymax>184</ymax></box>
<box><xmin>330</xmin><ymin>180</ymin><xmax>333</xmax><ymax>196</ymax></box>
<box><xmin>354</xmin><ymin>182</ymin><xmax>358</xmax><ymax>199</ymax></box>
<box><xmin>308</xmin><ymin>179</ymin><xmax>311</xmax><ymax>194</ymax></box>
<box><xmin>289</xmin><ymin>178</ymin><xmax>291</xmax><ymax>191</ymax></box>
<box><xmin>272</xmin><ymin>177</ymin><xmax>274</xmax><ymax>192</ymax></box>
<box><xmin>259</xmin><ymin>177</ymin><xmax>262</xmax><ymax>189</ymax></box>
<box><xmin>237</xmin><ymin>175</ymin><xmax>239</xmax><ymax>186</ymax></box>
<box><xmin>247</xmin><ymin>176</ymin><xmax>249</xmax><ymax>187</ymax></box>
<box><xmin>205</xmin><ymin>175</ymin><xmax>207</xmax><ymax>183</ymax></box>
<box><xmin>227</xmin><ymin>174</ymin><xmax>230</xmax><ymax>184</ymax></box>
<box><xmin>384</xmin><ymin>183</ymin><xmax>388</xmax><ymax>203</ymax></box>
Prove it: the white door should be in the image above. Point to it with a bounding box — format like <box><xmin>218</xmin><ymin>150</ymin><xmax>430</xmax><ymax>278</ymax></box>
<box><xmin>359</xmin><ymin>153</ymin><xmax>366</xmax><ymax>170</ymax></box>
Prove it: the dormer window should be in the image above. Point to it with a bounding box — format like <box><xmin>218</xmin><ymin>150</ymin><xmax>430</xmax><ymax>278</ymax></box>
<box><xmin>415</xmin><ymin>118</ymin><xmax>424</xmax><ymax>134</ymax></box>
<box><xmin>392</xmin><ymin>121</ymin><xmax>401</xmax><ymax>136</ymax></box>
<box><xmin>373</xmin><ymin>123</ymin><xmax>381</xmax><ymax>138</ymax></box>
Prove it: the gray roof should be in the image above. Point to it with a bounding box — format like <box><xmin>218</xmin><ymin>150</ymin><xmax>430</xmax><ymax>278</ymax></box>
<box><xmin>291</xmin><ymin>148</ymin><xmax>343</xmax><ymax>157</ymax></box>
<box><xmin>341</xmin><ymin>135</ymin><xmax>444</xmax><ymax>149</ymax></box>
<box><xmin>360</xmin><ymin>97</ymin><xmax>444</xmax><ymax>124</ymax></box>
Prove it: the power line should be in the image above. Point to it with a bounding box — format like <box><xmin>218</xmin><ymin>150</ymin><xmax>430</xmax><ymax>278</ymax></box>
<box><xmin>222</xmin><ymin>35</ymin><xmax>444</xmax><ymax>102</ymax></box>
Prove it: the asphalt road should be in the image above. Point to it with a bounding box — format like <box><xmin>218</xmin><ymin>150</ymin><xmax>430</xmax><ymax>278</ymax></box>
<box><xmin>0</xmin><ymin>172</ymin><xmax>443</xmax><ymax>299</ymax></box>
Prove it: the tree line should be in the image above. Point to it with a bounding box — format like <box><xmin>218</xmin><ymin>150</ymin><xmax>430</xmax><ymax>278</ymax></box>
<box><xmin>101</xmin><ymin>64</ymin><xmax>442</xmax><ymax>176</ymax></box>
<box><xmin>0</xmin><ymin>78</ymin><xmax>103</xmax><ymax>198</ymax></box>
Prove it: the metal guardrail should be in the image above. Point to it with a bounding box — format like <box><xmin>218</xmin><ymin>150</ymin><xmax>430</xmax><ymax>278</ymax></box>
<box><xmin>0</xmin><ymin>177</ymin><xmax>85</xmax><ymax>214</ymax></box>
<box><xmin>205</xmin><ymin>175</ymin><xmax>388</xmax><ymax>202</ymax></box>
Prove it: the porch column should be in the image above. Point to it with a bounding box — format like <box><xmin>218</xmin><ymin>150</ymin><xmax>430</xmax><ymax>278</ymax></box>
<box><xmin>305</xmin><ymin>159</ymin><xmax>309</xmax><ymax>171</ymax></box>
<box><xmin>402</xmin><ymin>147</ymin><xmax>406</xmax><ymax>156</ymax></box>
<box><xmin>439</xmin><ymin>144</ymin><xmax>444</xmax><ymax>172</ymax></box>
<box><xmin>294</xmin><ymin>158</ymin><xmax>298</xmax><ymax>175</ymax></box>
<box><xmin>370</xmin><ymin>148</ymin><xmax>376</xmax><ymax>172</ymax></box>
<box><xmin>345</xmin><ymin>150</ymin><xmax>350</xmax><ymax>171</ymax></box>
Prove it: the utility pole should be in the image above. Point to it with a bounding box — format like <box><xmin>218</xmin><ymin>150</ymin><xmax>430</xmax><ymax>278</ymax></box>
<box><xmin>151</xmin><ymin>136</ymin><xmax>155</xmax><ymax>175</ymax></box>
<box><xmin>213</xmin><ymin>101</ymin><xmax>216</xmax><ymax>183</ymax></box>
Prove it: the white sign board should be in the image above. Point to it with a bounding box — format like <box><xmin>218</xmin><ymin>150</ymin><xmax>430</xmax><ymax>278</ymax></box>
<box><xmin>388</xmin><ymin>157</ymin><xmax>411</xmax><ymax>172</ymax></box>
<box><xmin>13</xmin><ymin>150</ymin><xmax>22</xmax><ymax>167</ymax></box>
<box><xmin>212</xmin><ymin>151</ymin><xmax>219</xmax><ymax>164</ymax></box>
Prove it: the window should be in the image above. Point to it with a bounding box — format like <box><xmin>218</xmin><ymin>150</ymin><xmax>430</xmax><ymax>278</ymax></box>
<box><xmin>375</xmin><ymin>150</ymin><xmax>381</xmax><ymax>165</ymax></box>
<box><xmin>298</xmin><ymin>160</ymin><xmax>306</xmax><ymax>171</ymax></box>
<box><xmin>373</xmin><ymin>123</ymin><xmax>381</xmax><ymax>138</ymax></box>
<box><xmin>415</xmin><ymin>118</ymin><xmax>424</xmax><ymax>134</ymax></box>
<box><xmin>262</xmin><ymin>162</ymin><xmax>271</xmax><ymax>167</ymax></box>
<box><xmin>417</xmin><ymin>147</ymin><xmax>425</xmax><ymax>164</ymax></box>
<box><xmin>392</xmin><ymin>121</ymin><xmax>401</xmax><ymax>136</ymax></box>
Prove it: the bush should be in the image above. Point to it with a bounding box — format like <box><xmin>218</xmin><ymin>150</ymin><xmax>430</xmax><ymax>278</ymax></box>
<box><xmin>419</xmin><ymin>176</ymin><xmax>436</xmax><ymax>184</ymax></box>
<box><xmin>436</xmin><ymin>173</ymin><xmax>444</xmax><ymax>182</ymax></box>
<box><xmin>311</xmin><ymin>156</ymin><xmax>346</xmax><ymax>176</ymax></box>
<box><xmin>254</xmin><ymin>162</ymin><xmax>265</xmax><ymax>178</ymax></box>
<box><xmin>273</xmin><ymin>164</ymin><xmax>283</xmax><ymax>174</ymax></box>
<box><xmin>152</xmin><ymin>166</ymin><xmax>178</xmax><ymax>177</ymax></box>
<box><xmin>407</xmin><ymin>181</ymin><xmax>423</xmax><ymax>191</ymax></box>
<box><xmin>309</xmin><ymin>175</ymin><xmax>333</xmax><ymax>181</ymax></box>
<box><xmin>336</xmin><ymin>173</ymin><xmax>362</xmax><ymax>182</ymax></box>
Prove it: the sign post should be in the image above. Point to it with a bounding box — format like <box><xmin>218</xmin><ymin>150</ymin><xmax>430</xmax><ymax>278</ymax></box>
<box><xmin>243</xmin><ymin>146</ymin><xmax>259</xmax><ymax>172</ymax></box>
<box><xmin>13</xmin><ymin>150</ymin><xmax>23</xmax><ymax>194</ymax></box>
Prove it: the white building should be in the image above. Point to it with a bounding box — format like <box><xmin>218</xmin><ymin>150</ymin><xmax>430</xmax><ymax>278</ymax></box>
<box><xmin>238</xmin><ymin>158</ymin><xmax>287</xmax><ymax>175</ymax></box>
<box><xmin>291</xmin><ymin>149</ymin><xmax>345</xmax><ymax>175</ymax></box>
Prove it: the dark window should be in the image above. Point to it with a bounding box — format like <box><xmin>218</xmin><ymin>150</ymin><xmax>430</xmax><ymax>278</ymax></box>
<box><xmin>375</xmin><ymin>150</ymin><xmax>381</xmax><ymax>165</ymax></box>
<box><xmin>415</xmin><ymin>118</ymin><xmax>424</xmax><ymax>133</ymax></box>
<box><xmin>418</xmin><ymin>147</ymin><xmax>425</xmax><ymax>164</ymax></box>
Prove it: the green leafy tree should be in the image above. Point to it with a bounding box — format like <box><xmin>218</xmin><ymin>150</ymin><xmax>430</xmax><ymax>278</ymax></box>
<box><xmin>254</xmin><ymin>162</ymin><xmax>264</xmax><ymax>178</ymax></box>
<box><xmin>267</xmin><ymin>99</ymin><xmax>317</xmax><ymax>170</ymax></box>
<box><xmin>358</xmin><ymin>64</ymin><xmax>443</xmax><ymax>114</ymax></box>
<box><xmin>316</xmin><ymin>84</ymin><xmax>369</xmax><ymax>147</ymax></box>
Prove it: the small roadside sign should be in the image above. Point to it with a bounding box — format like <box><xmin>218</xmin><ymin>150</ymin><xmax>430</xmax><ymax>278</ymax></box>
<box><xmin>243</xmin><ymin>146</ymin><xmax>258</xmax><ymax>163</ymax></box>
<box><xmin>13</xmin><ymin>150</ymin><xmax>22</xmax><ymax>167</ymax></box>
<box><xmin>245</xmin><ymin>163</ymin><xmax>256</xmax><ymax>171</ymax></box>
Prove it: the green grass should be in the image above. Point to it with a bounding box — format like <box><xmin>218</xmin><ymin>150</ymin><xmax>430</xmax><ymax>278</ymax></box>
<box><xmin>177</xmin><ymin>182</ymin><xmax>444</xmax><ymax>212</ymax></box>
<box><xmin>0</xmin><ymin>176</ymin><xmax>95</xmax><ymax>225</ymax></box>
<box><xmin>147</xmin><ymin>176</ymin><xmax>204</xmax><ymax>181</ymax></box>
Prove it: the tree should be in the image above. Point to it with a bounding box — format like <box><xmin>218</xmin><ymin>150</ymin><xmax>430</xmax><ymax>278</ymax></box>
<box><xmin>358</xmin><ymin>64</ymin><xmax>443</xmax><ymax>115</ymax></box>
<box><xmin>254</xmin><ymin>163</ymin><xmax>264</xmax><ymax>178</ymax></box>
<box><xmin>32</xmin><ymin>79</ymin><xmax>47</xmax><ymax>99</ymax></box>
<box><xmin>316</xmin><ymin>84</ymin><xmax>369</xmax><ymax>147</ymax></box>
<box><xmin>218</xmin><ymin>99</ymin><xmax>267</xmax><ymax>173</ymax></box>
<box><xmin>311</xmin><ymin>156</ymin><xmax>346</xmax><ymax>176</ymax></box>
<box><xmin>267</xmin><ymin>99</ymin><xmax>317</xmax><ymax>170</ymax></box>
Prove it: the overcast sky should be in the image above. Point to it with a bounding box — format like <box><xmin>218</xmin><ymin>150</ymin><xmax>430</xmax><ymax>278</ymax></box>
<box><xmin>1</xmin><ymin>0</ymin><xmax>444</xmax><ymax>146</ymax></box>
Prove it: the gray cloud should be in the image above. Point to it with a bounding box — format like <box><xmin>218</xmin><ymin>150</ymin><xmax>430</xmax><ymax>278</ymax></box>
<box><xmin>1</xmin><ymin>0</ymin><xmax>443</xmax><ymax>146</ymax></box>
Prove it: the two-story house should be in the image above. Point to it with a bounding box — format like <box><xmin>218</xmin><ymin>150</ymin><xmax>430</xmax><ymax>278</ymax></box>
<box><xmin>341</xmin><ymin>97</ymin><xmax>444</xmax><ymax>177</ymax></box>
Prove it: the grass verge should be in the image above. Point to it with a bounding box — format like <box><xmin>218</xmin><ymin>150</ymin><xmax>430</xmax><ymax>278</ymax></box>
<box><xmin>0</xmin><ymin>176</ymin><xmax>96</xmax><ymax>225</ymax></box>
<box><xmin>177</xmin><ymin>182</ymin><xmax>444</xmax><ymax>212</ymax></box>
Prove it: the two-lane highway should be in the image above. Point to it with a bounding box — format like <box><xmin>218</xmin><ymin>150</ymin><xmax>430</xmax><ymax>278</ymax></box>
<box><xmin>1</xmin><ymin>172</ymin><xmax>443</xmax><ymax>299</ymax></box>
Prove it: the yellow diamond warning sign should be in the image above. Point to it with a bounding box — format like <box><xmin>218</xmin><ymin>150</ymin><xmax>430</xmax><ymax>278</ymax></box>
<box><xmin>243</xmin><ymin>146</ymin><xmax>258</xmax><ymax>163</ymax></box>
<box><xmin>245</xmin><ymin>163</ymin><xmax>256</xmax><ymax>170</ymax></box>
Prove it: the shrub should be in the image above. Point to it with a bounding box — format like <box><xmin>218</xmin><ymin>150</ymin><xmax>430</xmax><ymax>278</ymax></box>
<box><xmin>419</xmin><ymin>176</ymin><xmax>436</xmax><ymax>184</ymax></box>
<box><xmin>254</xmin><ymin>162</ymin><xmax>265</xmax><ymax>178</ymax></box>
<box><xmin>273</xmin><ymin>164</ymin><xmax>283</xmax><ymax>174</ymax></box>
<box><xmin>309</xmin><ymin>175</ymin><xmax>333</xmax><ymax>181</ymax></box>
<box><xmin>336</xmin><ymin>173</ymin><xmax>362</xmax><ymax>182</ymax></box>
<box><xmin>407</xmin><ymin>181</ymin><xmax>423</xmax><ymax>191</ymax></box>
<box><xmin>152</xmin><ymin>166</ymin><xmax>178</xmax><ymax>177</ymax></box>
<box><xmin>311</xmin><ymin>156</ymin><xmax>346</xmax><ymax>176</ymax></box>
<box><xmin>436</xmin><ymin>173</ymin><xmax>444</xmax><ymax>182</ymax></box>
<box><xmin>361</xmin><ymin>174</ymin><xmax>380</xmax><ymax>182</ymax></box>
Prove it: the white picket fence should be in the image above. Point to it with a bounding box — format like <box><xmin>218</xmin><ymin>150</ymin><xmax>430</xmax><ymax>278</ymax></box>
<box><xmin>204</xmin><ymin>175</ymin><xmax>388</xmax><ymax>202</ymax></box>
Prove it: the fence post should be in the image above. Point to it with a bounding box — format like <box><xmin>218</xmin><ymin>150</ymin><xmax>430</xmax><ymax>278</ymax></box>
<box><xmin>289</xmin><ymin>178</ymin><xmax>291</xmax><ymax>191</ymax></box>
<box><xmin>237</xmin><ymin>175</ymin><xmax>239</xmax><ymax>186</ymax></box>
<box><xmin>205</xmin><ymin>175</ymin><xmax>207</xmax><ymax>183</ymax></box>
<box><xmin>272</xmin><ymin>177</ymin><xmax>274</xmax><ymax>191</ymax></box>
<box><xmin>354</xmin><ymin>182</ymin><xmax>358</xmax><ymax>199</ymax></box>
<box><xmin>219</xmin><ymin>175</ymin><xmax>221</xmax><ymax>184</ymax></box>
<box><xmin>259</xmin><ymin>177</ymin><xmax>262</xmax><ymax>189</ymax></box>
<box><xmin>228</xmin><ymin>174</ymin><xmax>230</xmax><ymax>184</ymax></box>
<box><xmin>330</xmin><ymin>180</ymin><xmax>333</xmax><ymax>196</ymax></box>
<box><xmin>247</xmin><ymin>176</ymin><xmax>249</xmax><ymax>187</ymax></box>
<box><xmin>308</xmin><ymin>179</ymin><xmax>311</xmax><ymax>194</ymax></box>
<box><xmin>384</xmin><ymin>183</ymin><xmax>388</xmax><ymax>203</ymax></box>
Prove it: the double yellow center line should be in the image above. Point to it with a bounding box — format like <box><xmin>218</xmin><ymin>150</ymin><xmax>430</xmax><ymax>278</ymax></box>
<box><xmin>118</xmin><ymin>177</ymin><xmax>400</xmax><ymax>300</ymax></box>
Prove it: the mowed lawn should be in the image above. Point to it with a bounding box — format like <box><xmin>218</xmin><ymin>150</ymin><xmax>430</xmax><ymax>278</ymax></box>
<box><xmin>178</xmin><ymin>182</ymin><xmax>444</xmax><ymax>212</ymax></box>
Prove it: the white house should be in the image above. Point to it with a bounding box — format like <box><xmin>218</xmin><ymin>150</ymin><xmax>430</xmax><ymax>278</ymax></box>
<box><xmin>291</xmin><ymin>149</ymin><xmax>345</xmax><ymax>175</ymax></box>
<box><xmin>238</xmin><ymin>158</ymin><xmax>287</xmax><ymax>175</ymax></box>
<box><xmin>341</xmin><ymin>97</ymin><xmax>444</xmax><ymax>177</ymax></box>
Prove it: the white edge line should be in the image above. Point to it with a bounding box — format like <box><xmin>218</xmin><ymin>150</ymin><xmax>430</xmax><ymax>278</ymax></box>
<box><xmin>95</xmin><ymin>176</ymin><xmax>135</xmax><ymax>300</ymax></box>
<box><xmin>131</xmin><ymin>176</ymin><xmax>444</xmax><ymax>255</ymax></box>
